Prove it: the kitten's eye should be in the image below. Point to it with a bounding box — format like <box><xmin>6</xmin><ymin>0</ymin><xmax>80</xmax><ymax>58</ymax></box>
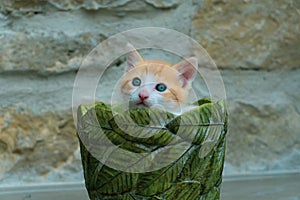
<box><xmin>132</xmin><ymin>77</ymin><xmax>141</xmax><ymax>86</ymax></box>
<box><xmin>155</xmin><ymin>83</ymin><xmax>167</xmax><ymax>92</ymax></box>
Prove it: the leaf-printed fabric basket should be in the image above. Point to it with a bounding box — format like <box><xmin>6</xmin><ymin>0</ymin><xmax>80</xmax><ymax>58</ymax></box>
<box><xmin>77</xmin><ymin>98</ymin><xmax>227</xmax><ymax>200</ymax></box>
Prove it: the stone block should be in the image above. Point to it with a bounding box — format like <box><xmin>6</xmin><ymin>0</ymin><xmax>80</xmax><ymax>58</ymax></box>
<box><xmin>192</xmin><ymin>0</ymin><xmax>300</xmax><ymax>69</ymax></box>
<box><xmin>0</xmin><ymin>108</ymin><xmax>81</xmax><ymax>184</ymax></box>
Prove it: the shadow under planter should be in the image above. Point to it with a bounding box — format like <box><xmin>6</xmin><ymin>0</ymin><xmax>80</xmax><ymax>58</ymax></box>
<box><xmin>76</xmin><ymin>98</ymin><xmax>227</xmax><ymax>200</ymax></box>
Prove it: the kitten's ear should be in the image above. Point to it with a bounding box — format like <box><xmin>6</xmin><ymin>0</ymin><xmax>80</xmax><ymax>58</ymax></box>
<box><xmin>125</xmin><ymin>43</ymin><xmax>143</xmax><ymax>72</ymax></box>
<box><xmin>173</xmin><ymin>57</ymin><xmax>198</xmax><ymax>88</ymax></box>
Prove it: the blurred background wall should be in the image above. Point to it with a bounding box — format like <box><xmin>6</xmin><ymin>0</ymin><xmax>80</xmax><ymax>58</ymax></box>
<box><xmin>0</xmin><ymin>0</ymin><xmax>299</xmax><ymax>185</ymax></box>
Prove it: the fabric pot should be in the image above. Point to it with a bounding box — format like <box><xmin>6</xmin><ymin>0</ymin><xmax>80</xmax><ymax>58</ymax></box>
<box><xmin>77</xmin><ymin>98</ymin><xmax>227</xmax><ymax>200</ymax></box>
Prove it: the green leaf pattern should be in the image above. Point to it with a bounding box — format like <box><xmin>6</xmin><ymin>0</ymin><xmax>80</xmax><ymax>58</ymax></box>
<box><xmin>77</xmin><ymin>98</ymin><xmax>227</xmax><ymax>200</ymax></box>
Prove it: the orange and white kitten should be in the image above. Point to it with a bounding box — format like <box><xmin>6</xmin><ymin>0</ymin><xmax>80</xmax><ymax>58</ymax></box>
<box><xmin>117</xmin><ymin>44</ymin><xmax>197</xmax><ymax>114</ymax></box>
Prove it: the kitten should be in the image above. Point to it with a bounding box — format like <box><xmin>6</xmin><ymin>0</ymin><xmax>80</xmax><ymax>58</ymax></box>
<box><xmin>117</xmin><ymin>44</ymin><xmax>197</xmax><ymax>115</ymax></box>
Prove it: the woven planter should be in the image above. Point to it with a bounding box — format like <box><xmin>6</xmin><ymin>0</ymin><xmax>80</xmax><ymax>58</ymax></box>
<box><xmin>77</xmin><ymin>98</ymin><xmax>227</xmax><ymax>200</ymax></box>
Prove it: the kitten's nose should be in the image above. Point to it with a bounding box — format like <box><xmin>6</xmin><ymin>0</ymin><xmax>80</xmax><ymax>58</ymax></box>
<box><xmin>139</xmin><ymin>90</ymin><xmax>149</xmax><ymax>101</ymax></box>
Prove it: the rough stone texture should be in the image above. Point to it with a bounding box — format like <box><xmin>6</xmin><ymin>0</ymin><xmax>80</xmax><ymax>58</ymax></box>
<box><xmin>192</xmin><ymin>0</ymin><xmax>300</xmax><ymax>69</ymax></box>
<box><xmin>0</xmin><ymin>109</ymin><xmax>82</xmax><ymax>184</ymax></box>
<box><xmin>0</xmin><ymin>0</ymin><xmax>198</xmax><ymax>74</ymax></box>
<box><xmin>0</xmin><ymin>0</ymin><xmax>299</xmax><ymax>186</ymax></box>
<box><xmin>0</xmin><ymin>0</ymin><xmax>180</xmax><ymax>12</ymax></box>
<box><xmin>0</xmin><ymin>32</ymin><xmax>97</xmax><ymax>74</ymax></box>
<box><xmin>223</xmin><ymin>69</ymin><xmax>300</xmax><ymax>174</ymax></box>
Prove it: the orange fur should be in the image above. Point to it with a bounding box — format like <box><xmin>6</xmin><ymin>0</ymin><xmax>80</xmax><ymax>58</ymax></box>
<box><xmin>121</xmin><ymin>61</ymin><xmax>190</xmax><ymax>102</ymax></box>
<box><xmin>118</xmin><ymin>44</ymin><xmax>197</xmax><ymax>113</ymax></box>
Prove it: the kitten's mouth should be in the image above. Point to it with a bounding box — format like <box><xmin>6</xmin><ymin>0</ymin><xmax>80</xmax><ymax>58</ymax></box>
<box><xmin>136</xmin><ymin>101</ymin><xmax>149</xmax><ymax>107</ymax></box>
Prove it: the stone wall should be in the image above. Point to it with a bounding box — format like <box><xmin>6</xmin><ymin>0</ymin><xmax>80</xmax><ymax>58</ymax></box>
<box><xmin>0</xmin><ymin>0</ymin><xmax>299</xmax><ymax>185</ymax></box>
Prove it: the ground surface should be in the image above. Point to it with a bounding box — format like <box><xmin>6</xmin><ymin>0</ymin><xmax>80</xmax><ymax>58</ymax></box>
<box><xmin>0</xmin><ymin>173</ymin><xmax>299</xmax><ymax>200</ymax></box>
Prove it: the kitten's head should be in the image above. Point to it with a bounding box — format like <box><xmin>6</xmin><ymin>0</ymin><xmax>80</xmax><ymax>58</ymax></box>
<box><xmin>118</xmin><ymin>44</ymin><xmax>197</xmax><ymax>113</ymax></box>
